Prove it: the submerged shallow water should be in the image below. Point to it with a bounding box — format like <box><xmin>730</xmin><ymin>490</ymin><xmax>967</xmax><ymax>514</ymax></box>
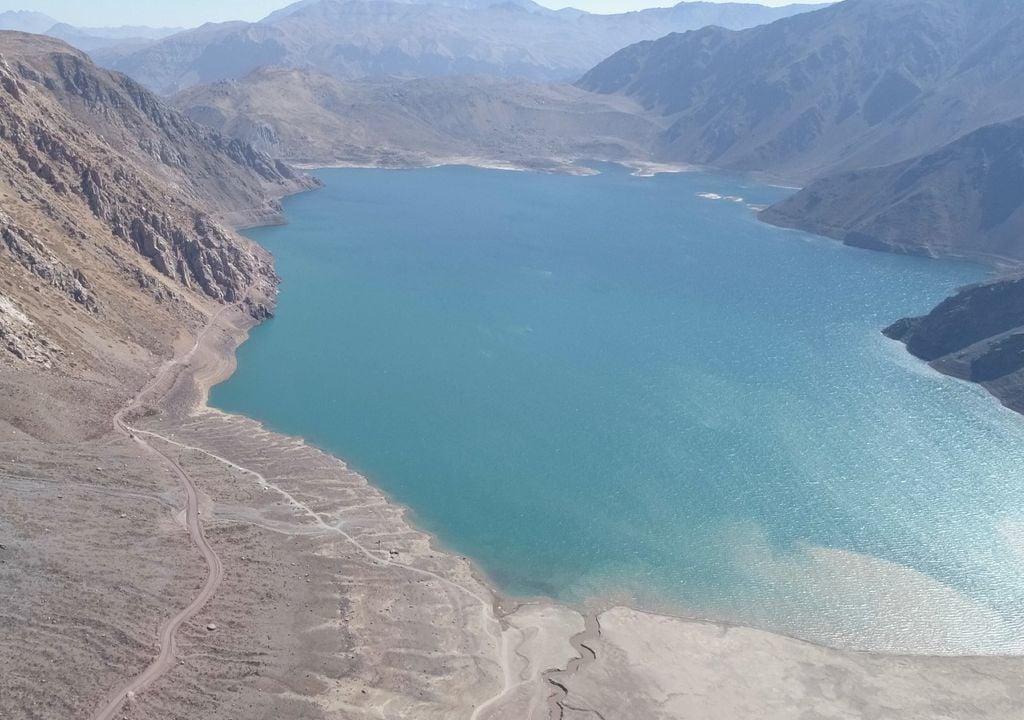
<box><xmin>212</xmin><ymin>165</ymin><xmax>1024</xmax><ymax>653</ymax></box>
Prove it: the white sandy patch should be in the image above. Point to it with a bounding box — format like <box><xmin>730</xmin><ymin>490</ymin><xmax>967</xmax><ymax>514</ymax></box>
<box><xmin>474</xmin><ymin>603</ymin><xmax>585</xmax><ymax>720</ymax></box>
<box><xmin>0</xmin><ymin>294</ymin><xmax>32</xmax><ymax>326</ymax></box>
<box><xmin>296</xmin><ymin>156</ymin><xmax>600</xmax><ymax>176</ymax></box>
<box><xmin>625</xmin><ymin>161</ymin><xmax>698</xmax><ymax>177</ymax></box>
<box><xmin>696</xmin><ymin>192</ymin><xmax>746</xmax><ymax>203</ymax></box>
<box><xmin>566</xmin><ymin>605</ymin><xmax>1024</xmax><ymax>720</ymax></box>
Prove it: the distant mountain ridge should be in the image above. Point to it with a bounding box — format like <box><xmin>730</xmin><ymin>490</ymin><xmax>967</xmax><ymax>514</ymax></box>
<box><xmin>0</xmin><ymin>10</ymin><xmax>58</xmax><ymax>34</ymax></box>
<box><xmin>0</xmin><ymin>9</ymin><xmax>182</xmax><ymax>52</ymax></box>
<box><xmin>172</xmin><ymin>68</ymin><xmax>665</xmax><ymax>170</ymax></box>
<box><xmin>578</xmin><ymin>0</ymin><xmax>1024</xmax><ymax>182</ymax></box>
<box><xmin>93</xmin><ymin>0</ymin><xmax>826</xmax><ymax>94</ymax></box>
<box><xmin>761</xmin><ymin>117</ymin><xmax>1024</xmax><ymax>264</ymax></box>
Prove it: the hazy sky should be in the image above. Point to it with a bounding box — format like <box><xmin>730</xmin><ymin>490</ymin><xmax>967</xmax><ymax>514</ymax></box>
<box><xmin>2</xmin><ymin>0</ymin><xmax>824</xmax><ymax>27</ymax></box>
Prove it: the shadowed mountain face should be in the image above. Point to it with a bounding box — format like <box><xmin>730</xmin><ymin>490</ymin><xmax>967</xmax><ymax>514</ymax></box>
<box><xmin>578</xmin><ymin>0</ymin><xmax>1024</xmax><ymax>182</ymax></box>
<box><xmin>883</xmin><ymin>277</ymin><xmax>1024</xmax><ymax>415</ymax></box>
<box><xmin>760</xmin><ymin>118</ymin><xmax>1024</xmax><ymax>263</ymax></box>
<box><xmin>94</xmin><ymin>0</ymin><xmax>825</xmax><ymax>94</ymax></box>
<box><xmin>171</xmin><ymin>68</ymin><xmax>664</xmax><ymax>169</ymax></box>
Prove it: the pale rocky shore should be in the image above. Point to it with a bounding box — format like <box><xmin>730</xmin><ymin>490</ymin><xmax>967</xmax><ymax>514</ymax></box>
<box><xmin>6</xmin><ymin>298</ymin><xmax>1024</xmax><ymax>719</ymax></box>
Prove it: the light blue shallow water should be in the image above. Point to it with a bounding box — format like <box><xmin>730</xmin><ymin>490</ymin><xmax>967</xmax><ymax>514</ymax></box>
<box><xmin>212</xmin><ymin>166</ymin><xmax>1024</xmax><ymax>653</ymax></box>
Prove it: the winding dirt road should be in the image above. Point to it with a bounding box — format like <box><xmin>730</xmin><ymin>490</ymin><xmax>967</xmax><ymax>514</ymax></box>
<box><xmin>90</xmin><ymin>308</ymin><xmax>231</xmax><ymax>720</ymax></box>
<box><xmin>87</xmin><ymin>303</ymin><xmax>568</xmax><ymax>720</ymax></box>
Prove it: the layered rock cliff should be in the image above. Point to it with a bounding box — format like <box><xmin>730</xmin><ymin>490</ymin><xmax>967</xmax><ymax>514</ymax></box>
<box><xmin>0</xmin><ymin>32</ymin><xmax>314</xmax><ymax>227</ymax></box>
<box><xmin>0</xmin><ymin>32</ymin><xmax>312</xmax><ymax>389</ymax></box>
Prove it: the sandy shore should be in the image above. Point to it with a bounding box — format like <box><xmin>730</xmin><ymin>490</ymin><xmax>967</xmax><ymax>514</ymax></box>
<box><xmin>97</xmin><ymin>311</ymin><xmax>1024</xmax><ymax>714</ymax></box>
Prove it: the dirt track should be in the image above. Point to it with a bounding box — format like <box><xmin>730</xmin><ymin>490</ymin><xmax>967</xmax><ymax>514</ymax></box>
<box><xmin>90</xmin><ymin>310</ymin><xmax>232</xmax><ymax>720</ymax></box>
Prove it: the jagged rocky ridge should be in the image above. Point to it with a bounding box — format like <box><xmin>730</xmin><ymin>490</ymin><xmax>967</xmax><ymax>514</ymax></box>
<box><xmin>0</xmin><ymin>32</ymin><xmax>313</xmax><ymax>373</ymax></box>
<box><xmin>94</xmin><ymin>0</ymin><xmax>825</xmax><ymax>94</ymax></box>
<box><xmin>578</xmin><ymin>0</ymin><xmax>1024</xmax><ymax>182</ymax></box>
<box><xmin>1</xmin><ymin>32</ymin><xmax>314</xmax><ymax>226</ymax></box>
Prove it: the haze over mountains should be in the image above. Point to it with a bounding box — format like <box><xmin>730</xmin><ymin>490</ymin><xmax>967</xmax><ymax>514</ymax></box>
<box><xmin>0</xmin><ymin>10</ymin><xmax>182</xmax><ymax>51</ymax></box>
<box><xmin>579</xmin><ymin>0</ymin><xmax>1024</xmax><ymax>181</ymax></box>
<box><xmin>93</xmin><ymin>0</ymin><xmax>825</xmax><ymax>93</ymax></box>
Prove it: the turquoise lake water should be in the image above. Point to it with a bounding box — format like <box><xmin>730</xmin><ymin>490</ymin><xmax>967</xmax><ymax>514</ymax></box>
<box><xmin>212</xmin><ymin>166</ymin><xmax>1024</xmax><ymax>653</ymax></box>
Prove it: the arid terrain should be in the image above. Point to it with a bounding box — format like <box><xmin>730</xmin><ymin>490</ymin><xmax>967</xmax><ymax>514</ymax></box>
<box><xmin>8</xmin><ymin>298</ymin><xmax>1024</xmax><ymax>720</ymax></box>
<box><xmin>4</xmin><ymin>21</ymin><xmax>1024</xmax><ymax>720</ymax></box>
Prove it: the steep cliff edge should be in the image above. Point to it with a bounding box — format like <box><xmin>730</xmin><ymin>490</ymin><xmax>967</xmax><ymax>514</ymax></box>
<box><xmin>0</xmin><ymin>31</ymin><xmax>313</xmax><ymax>438</ymax></box>
<box><xmin>0</xmin><ymin>32</ymin><xmax>314</xmax><ymax>228</ymax></box>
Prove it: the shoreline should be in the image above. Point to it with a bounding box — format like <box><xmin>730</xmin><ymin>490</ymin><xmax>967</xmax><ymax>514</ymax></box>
<box><xmin>137</xmin><ymin>306</ymin><xmax>1024</xmax><ymax>716</ymax></box>
<box><xmin>221</xmin><ymin>168</ymin><xmax>1024</xmax><ymax>661</ymax></box>
<box><xmin>99</xmin><ymin>167</ymin><xmax>1024</xmax><ymax>717</ymax></box>
<box><xmin>290</xmin><ymin>155</ymin><xmax>700</xmax><ymax>179</ymax></box>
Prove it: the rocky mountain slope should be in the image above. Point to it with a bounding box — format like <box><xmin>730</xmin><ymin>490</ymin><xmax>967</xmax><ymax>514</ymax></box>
<box><xmin>1</xmin><ymin>33</ymin><xmax>312</xmax><ymax>228</ymax></box>
<box><xmin>760</xmin><ymin>117</ymin><xmax>1024</xmax><ymax>263</ymax></box>
<box><xmin>884</xmin><ymin>277</ymin><xmax>1024</xmax><ymax>414</ymax></box>
<box><xmin>578</xmin><ymin>0</ymin><xmax>1024</xmax><ymax>182</ymax></box>
<box><xmin>172</xmin><ymin>68</ymin><xmax>664</xmax><ymax>170</ymax></box>
<box><xmin>0</xmin><ymin>31</ymin><xmax>311</xmax><ymax>405</ymax></box>
<box><xmin>95</xmin><ymin>0</ymin><xmax>824</xmax><ymax>94</ymax></box>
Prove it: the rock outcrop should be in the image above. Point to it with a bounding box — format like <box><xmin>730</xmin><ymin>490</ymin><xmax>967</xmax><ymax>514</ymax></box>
<box><xmin>884</xmin><ymin>276</ymin><xmax>1024</xmax><ymax>413</ymax></box>
<box><xmin>0</xmin><ymin>32</ymin><xmax>311</xmax><ymax>373</ymax></box>
<box><xmin>1</xmin><ymin>32</ymin><xmax>315</xmax><ymax>224</ymax></box>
